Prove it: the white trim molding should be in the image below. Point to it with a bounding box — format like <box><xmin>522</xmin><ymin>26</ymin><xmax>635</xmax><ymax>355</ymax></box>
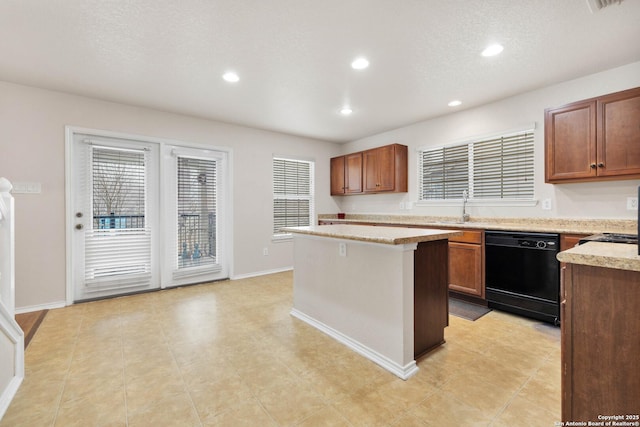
<box><xmin>290</xmin><ymin>308</ymin><xmax>419</xmax><ymax>380</ymax></box>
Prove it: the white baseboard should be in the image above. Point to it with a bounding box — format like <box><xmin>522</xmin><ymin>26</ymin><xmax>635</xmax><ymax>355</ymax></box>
<box><xmin>15</xmin><ymin>301</ymin><xmax>66</xmax><ymax>314</ymax></box>
<box><xmin>290</xmin><ymin>308</ymin><xmax>419</xmax><ymax>380</ymax></box>
<box><xmin>231</xmin><ymin>267</ymin><xmax>292</xmax><ymax>281</ymax></box>
<box><xmin>0</xmin><ymin>376</ymin><xmax>23</xmax><ymax>421</ymax></box>
<box><xmin>0</xmin><ymin>301</ymin><xmax>24</xmax><ymax>422</ymax></box>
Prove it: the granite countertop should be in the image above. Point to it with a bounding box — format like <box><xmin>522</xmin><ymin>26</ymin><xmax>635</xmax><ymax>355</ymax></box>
<box><xmin>557</xmin><ymin>242</ymin><xmax>640</xmax><ymax>272</ymax></box>
<box><xmin>282</xmin><ymin>224</ymin><xmax>463</xmax><ymax>245</ymax></box>
<box><xmin>318</xmin><ymin>214</ymin><xmax>637</xmax><ymax>235</ymax></box>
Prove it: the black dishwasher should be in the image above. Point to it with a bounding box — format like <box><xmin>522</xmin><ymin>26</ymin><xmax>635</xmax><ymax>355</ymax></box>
<box><xmin>485</xmin><ymin>230</ymin><xmax>560</xmax><ymax>325</ymax></box>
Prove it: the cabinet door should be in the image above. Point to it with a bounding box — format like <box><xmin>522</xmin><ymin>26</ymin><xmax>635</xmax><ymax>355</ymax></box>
<box><xmin>545</xmin><ymin>100</ymin><xmax>597</xmax><ymax>182</ymax></box>
<box><xmin>374</xmin><ymin>144</ymin><xmax>396</xmax><ymax>191</ymax></box>
<box><xmin>330</xmin><ymin>156</ymin><xmax>346</xmax><ymax>195</ymax></box>
<box><xmin>597</xmin><ymin>87</ymin><xmax>640</xmax><ymax>177</ymax></box>
<box><xmin>345</xmin><ymin>152</ymin><xmax>363</xmax><ymax>194</ymax></box>
<box><xmin>363</xmin><ymin>145</ymin><xmax>397</xmax><ymax>192</ymax></box>
<box><xmin>363</xmin><ymin>148</ymin><xmax>381</xmax><ymax>192</ymax></box>
<box><xmin>448</xmin><ymin>242</ymin><xmax>483</xmax><ymax>298</ymax></box>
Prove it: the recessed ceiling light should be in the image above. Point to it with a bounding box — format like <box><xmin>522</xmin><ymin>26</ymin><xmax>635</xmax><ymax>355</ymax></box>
<box><xmin>340</xmin><ymin>106</ymin><xmax>353</xmax><ymax>115</ymax></box>
<box><xmin>351</xmin><ymin>57</ymin><xmax>369</xmax><ymax>70</ymax></box>
<box><xmin>481</xmin><ymin>44</ymin><xmax>504</xmax><ymax>57</ymax></box>
<box><xmin>448</xmin><ymin>100</ymin><xmax>462</xmax><ymax>107</ymax></box>
<box><xmin>222</xmin><ymin>72</ymin><xmax>239</xmax><ymax>83</ymax></box>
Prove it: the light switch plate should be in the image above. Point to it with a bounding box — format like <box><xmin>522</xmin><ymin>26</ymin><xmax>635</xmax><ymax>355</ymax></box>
<box><xmin>627</xmin><ymin>197</ymin><xmax>638</xmax><ymax>210</ymax></box>
<box><xmin>12</xmin><ymin>182</ymin><xmax>42</xmax><ymax>194</ymax></box>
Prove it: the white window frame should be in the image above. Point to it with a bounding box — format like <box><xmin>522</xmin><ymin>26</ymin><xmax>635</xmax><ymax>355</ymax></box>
<box><xmin>417</xmin><ymin>126</ymin><xmax>537</xmax><ymax>207</ymax></box>
<box><xmin>272</xmin><ymin>156</ymin><xmax>315</xmax><ymax>240</ymax></box>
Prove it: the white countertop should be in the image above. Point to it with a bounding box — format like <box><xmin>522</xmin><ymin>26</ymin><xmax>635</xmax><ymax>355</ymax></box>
<box><xmin>283</xmin><ymin>224</ymin><xmax>463</xmax><ymax>245</ymax></box>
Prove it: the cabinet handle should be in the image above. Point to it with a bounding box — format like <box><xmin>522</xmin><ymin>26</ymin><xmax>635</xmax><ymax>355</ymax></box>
<box><xmin>590</xmin><ymin>163</ymin><xmax>596</xmax><ymax>169</ymax></box>
<box><xmin>560</xmin><ymin>266</ymin><xmax>566</xmax><ymax>304</ymax></box>
<box><xmin>597</xmin><ymin>163</ymin><xmax>604</xmax><ymax>168</ymax></box>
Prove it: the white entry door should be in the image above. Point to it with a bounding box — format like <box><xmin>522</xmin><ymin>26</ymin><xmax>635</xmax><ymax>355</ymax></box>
<box><xmin>70</xmin><ymin>133</ymin><xmax>160</xmax><ymax>302</ymax></box>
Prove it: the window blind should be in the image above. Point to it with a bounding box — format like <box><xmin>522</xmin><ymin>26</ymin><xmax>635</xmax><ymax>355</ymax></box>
<box><xmin>177</xmin><ymin>156</ymin><xmax>218</xmax><ymax>269</ymax></box>
<box><xmin>85</xmin><ymin>146</ymin><xmax>151</xmax><ymax>287</ymax></box>
<box><xmin>418</xmin><ymin>128</ymin><xmax>535</xmax><ymax>201</ymax></box>
<box><xmin>273</xmin><ymin>158</ymin><xmax>314</xmax><ymax>235</ymax></box>
<box><xmin>472</xmin><ymin>130</ymin><xmax>534</xmax><ymax>199</ymax></box>
<box><xmin>419</xmin><ymin>144</ymin><xmax>469</xmax><ymax>200</ymax></box>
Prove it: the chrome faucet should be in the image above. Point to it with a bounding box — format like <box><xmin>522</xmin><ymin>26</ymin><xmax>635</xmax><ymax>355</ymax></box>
<box><xmin>461</xmin><ymin>190</ymin><xmax>470</xmax><ymax>222</ymax></box>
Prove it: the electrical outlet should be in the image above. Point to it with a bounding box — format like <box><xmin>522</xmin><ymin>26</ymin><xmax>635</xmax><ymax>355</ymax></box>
<box><xmin>627</xmin><ymin>197</ymin><xmax>638</xmax><ymax>210</ymax></box>
<box><xmin>541</xmin><ymin>199</ymin><xmax>552</xmax><ymax>210</ymax></box>
<box><xmin>263</xmin><ymin>247</ymin><xmax>269</xmax><ymax>256</ymax></box>
<box><xmin>399</xmin><ymin>202</ymin><xmax>405</xmax><ymax>210</ymax></box>
<box><xmin>338</xmin><ymin>242</ymin><xmax>347</xmax><ymax>257</ymax></box>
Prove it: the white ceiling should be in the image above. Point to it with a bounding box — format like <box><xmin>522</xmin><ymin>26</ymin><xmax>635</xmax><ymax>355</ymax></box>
<box><xmin>1</xmin><ymin>0</ymin><xmax>639</xmax><ymax>143</ymax></box>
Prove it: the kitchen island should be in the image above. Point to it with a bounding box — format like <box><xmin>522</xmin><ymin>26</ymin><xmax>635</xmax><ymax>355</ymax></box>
<box><xmin>283</xmin><ymin>224</ymin><xmax>462</xmax><ymax>379</ymax></box>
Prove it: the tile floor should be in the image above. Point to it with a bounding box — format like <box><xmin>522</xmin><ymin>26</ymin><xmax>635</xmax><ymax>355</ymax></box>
<box><xmin>1</xmin><ymin>271</ymin><xmax>561</xmax><ymax>426</ymax></box>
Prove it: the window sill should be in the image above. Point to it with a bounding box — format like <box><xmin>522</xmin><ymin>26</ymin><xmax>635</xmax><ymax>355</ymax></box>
<box><xmin>416</xmin><ymin>199</ymin><xmax>538</xmax><ymax>208</ymax></box>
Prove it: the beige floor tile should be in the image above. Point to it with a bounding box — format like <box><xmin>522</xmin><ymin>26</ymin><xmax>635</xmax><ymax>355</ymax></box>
<box><xmin>125</xmin><ymin>375</ymin><xmax>188</xmax><ymax>416</ymax></box>
<box><xmin>411</xmin><ymin>390</ymin><xmax>493</xmax><ymax>426</ymax></box>
<box><xmin>3</xmin><ymin>272</ymin><xmax>563</xmax><ymax>427</ymax></box>
<box><xmin>298</xmin><ymin>362</ymin><xmax>373</xmax><ymax>402</ymax></box>
<box><xmin>257</xmin><ymin>379</ymin><xmax>328</xmax><ymax>425</ymax></box>
<box><xmin>233</xmin><ymin>357</ymin><xmax>300</xmax><ymax>394</ymax></box>
<box><xmin>390</xmin><ymin>411</ymin><xmax>429</xmax><ymax>427</ymax></box>
<box><xmin>295</xmin><ymin>405</ymin><xmax>352</xmax><ymax>426</ymax></box>
<box><xmin>54</xmin><ymin>388</ymin><xmax>127</xmax><ymax>427</ymax></box>
<box><xmin>516</xmin><ymin>375</ymin><xmax>561</xmax><ymax>417</ymax></box>
<box><xmin>490</xmin><ymin>394</ymin><xmax>559</xmax><ymax>427</ymax></box>
<box><xmin>126</xmin><ymin>394</ymin><xmax>201</xmax><ymax>427</ymax></box>
<box><xmin>332</xmin><ymin>387</ymin><xmax>399</xmax><ymax>427</ymax></box>
<box><xmin>203</xmin><ymin>398</ymin><xmax>278</xmax><ymax>426</ymax></box>
<box><xmin>439</xmin><ymin>372</ymin><xmax>518</xmax><ymax>417</ymax></box>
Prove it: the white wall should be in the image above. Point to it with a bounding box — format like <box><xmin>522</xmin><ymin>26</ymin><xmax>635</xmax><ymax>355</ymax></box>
<box><xmin>337</xmin><ymin>61</ymin><xmax>640</xmax><ymax>220</ymax></box>
<box><xmin>0</xmin><ymin>81</ymin><xmax>341</xmax><ymax>310</ymax></box>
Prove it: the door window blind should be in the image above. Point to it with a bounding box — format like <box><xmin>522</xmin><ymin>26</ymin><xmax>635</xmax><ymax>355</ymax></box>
<box><xmin>418</xmin><ymin>128</ymin><xmax>534</xmax><ymax>201</ymax></box>
<box><xmin>85</xmin><ymin>146</ymin><xmax>151</xmax><ymax>286</ymax></box>
<box><xmin>177</xmin><ymin>156</ymin><xmax>218</xmax><ymax>270</ymax></box>
<box><xmin>273</xmin><ymin>158</ymin><xmax>314</xmax><ymax>235</ymax></box>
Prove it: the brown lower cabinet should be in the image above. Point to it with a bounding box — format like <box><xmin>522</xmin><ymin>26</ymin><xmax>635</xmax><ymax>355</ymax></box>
<box><xmin>561</xmin><ymin>263</ymin><xmax>640</xmax><ymax>422</ymax></box>
<box><xmin>448</xmin><ymin>230</ymin><xmax>484</xmax><ymax>298</ymax></box>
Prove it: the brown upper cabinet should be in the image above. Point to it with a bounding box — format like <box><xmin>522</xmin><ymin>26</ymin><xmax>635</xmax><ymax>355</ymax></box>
<box><xmin>331</xmin><ymin>143</ymin><xmax>407</xmax><ymax>195</ymax></box>
<box><xmin>330</xmin><ymin>153</ymin><xmax>362</xmax><ymax>195</ymax></box>
<box><xmin>545</xmin><ymin>86</ymin><xmax>640</xmax><ymax>183</ymax></box>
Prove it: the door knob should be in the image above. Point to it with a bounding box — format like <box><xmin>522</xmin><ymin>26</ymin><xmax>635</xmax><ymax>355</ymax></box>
<box><xmin>76</xmin><ymin>212</ymin><xmax>83</xmax><ymax>218</ymax></box>
<box><xmin>597</xmin><ymin>163</ymin><xmax>604</xmax><ymax>168</ymax></box>
<box><xmin>75</xmin><ymin>224</ymin><xmax>83</xmax><ymax>230</ymax></box>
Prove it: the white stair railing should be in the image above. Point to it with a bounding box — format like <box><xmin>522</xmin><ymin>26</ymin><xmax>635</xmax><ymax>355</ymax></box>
<box><xmin>0</xmin><ymin>177</ymin><xmax>24</xmax><ymax>421</ymax></box>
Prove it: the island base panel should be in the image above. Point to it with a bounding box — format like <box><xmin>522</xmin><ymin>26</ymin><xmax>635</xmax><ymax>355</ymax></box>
<box><xmin>414</xmin><ymin>239</ymin><xmax>449</xmax><ymax>359</ymax></box>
